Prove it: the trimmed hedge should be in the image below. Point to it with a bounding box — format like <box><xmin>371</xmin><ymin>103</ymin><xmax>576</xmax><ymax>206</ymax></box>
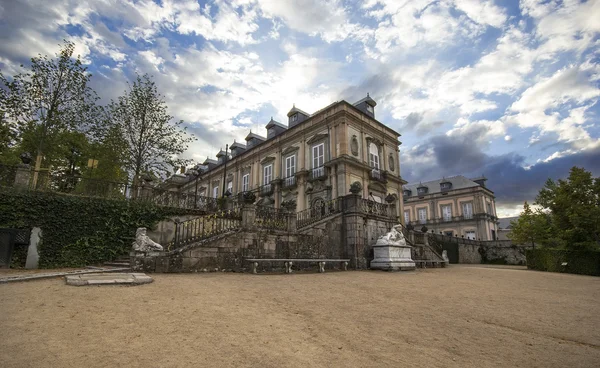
<box><xmin>0</xmin><ymin>189</ymin><xmax>196</xmax><ymax>268</ymax></box>
<box><xmin>526</xmin><ymin>248</ymin><xmax>600</xmax><ymax>276</ymax></box>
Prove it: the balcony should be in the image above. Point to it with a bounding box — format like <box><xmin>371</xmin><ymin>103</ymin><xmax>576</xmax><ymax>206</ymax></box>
<box><xmin>309</xmin><ymin>166</ymin><xmax>326</xmax><ymax>181</ymax></box>
<box><xmin>282</xmin><ymin>175</ymin><xmax>297</xmax><ymax>189</ymax></box>
<box><xmin>370</xmin><ymin>169</ymin><xmax>388</xmax><ymax>183</ymax></box>
<box><xmin>259</xmin><ymin>183</ymin><xmax>273</xmax><ymax>196</ymax></box>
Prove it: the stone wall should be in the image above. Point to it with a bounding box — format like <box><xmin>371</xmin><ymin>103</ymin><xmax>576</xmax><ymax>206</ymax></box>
<box><xmin>457</xmin><ymin>241</ymin><xmax>529</xmax><ymax>265</ymax></box>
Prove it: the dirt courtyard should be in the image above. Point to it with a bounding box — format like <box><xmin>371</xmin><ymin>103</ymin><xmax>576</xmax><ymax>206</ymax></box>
<box><xmin>1</xmin><ymin>265</ymin><xmax>598</xmax><ymax>368</ymax></box>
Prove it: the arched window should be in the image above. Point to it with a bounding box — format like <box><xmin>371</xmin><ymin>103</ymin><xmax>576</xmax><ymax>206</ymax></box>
<box><xmin>369</xmin><ymin>143</ymin><xmax>379</xmax><ymax>170</ymax></box>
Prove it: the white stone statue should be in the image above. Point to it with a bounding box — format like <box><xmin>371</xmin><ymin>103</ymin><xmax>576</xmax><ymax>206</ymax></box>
<box><xmin>371</xmin><ymin>224</ymin><xmax>415</xmax><ymax>271</ymax></box>
<box><xmin>132</xmin><ymin>228</ymin><xmax>164</xmax><ymax>252</ymax></box>
<box><xmin>376</xmin><ymin>225</ymin><xmax>407</xmax><ymax>246</ymax></box>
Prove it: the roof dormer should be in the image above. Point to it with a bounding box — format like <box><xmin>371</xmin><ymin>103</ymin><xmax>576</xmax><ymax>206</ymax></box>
<box><xmin>417</xmin><ymin>184</ymin><xmax>428</xmax><ymax>196</ymax></box>
<box><xmin>216</xmin><ymin>149</ymin><xmax>229</xmax><ymax>164</ymax></box>
<box><xmin>230</xmin><ymin>140</ymin><xmax>246</xmax><ymax>157</ymax></box>
<box><xmin>353</xmin><ymin>93</ymin><xmax>377</xmax><ymax>118</ymax></box>
<box><xmin>287</xmin><ymin>104</ymin><xmax>310</xmax><ymax>128</ymax></box>
<box><xmin>203</xmin><ymin>157</ymin><xmax>218</xmax><ymax>170</ymax></box>
<box><xmin>245</xmin><ymin>131</ymin><xmax>266</xmax><ymax>149</ymax></box>
<box><xmin>265</xmin><ymin>117</ymin><xmax>287</xmax><ymax>139</ymax></box>
<box><xmin>440</xmin><ymin>179</ymin><xmax>452</xmax><ymax>192</ymax></box>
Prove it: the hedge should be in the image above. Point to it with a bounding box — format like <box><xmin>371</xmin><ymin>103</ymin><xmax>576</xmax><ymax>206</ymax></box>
<box><xmin>526</xmin><ymin>248</ymin><xmax>600</xmax><ymax>276</ymax></box>
<box><xmin>0</xmin><ymin>188</ymin><xmax>196</xmax><ymax>268</ymax></box>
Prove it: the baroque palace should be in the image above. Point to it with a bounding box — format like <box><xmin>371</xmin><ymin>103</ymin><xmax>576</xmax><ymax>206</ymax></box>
<box><xmin>162</xmin><ymin>94</ymin><xmax>407</xmax><ymax>217</ymax></box>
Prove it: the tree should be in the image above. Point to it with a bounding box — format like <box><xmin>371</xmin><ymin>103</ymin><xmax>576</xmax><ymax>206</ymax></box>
<box><xmin>535</xmin><ymin>167</ymin><xmax>600</xmax><ymax>250</ymax></box>
<box><xmin>508</xmin><ymin>201</ymin><xmax>550</xmax><ymax>248</ymax></box>
<box><xmin>0</xmin><ymin>40</ymin><xmax>100</xmax><ymax>174</ymax></box>
<box><xmin>107</xmin><ymin>74</ymin><xmax>195</xmax><ymax>183</ymax></box>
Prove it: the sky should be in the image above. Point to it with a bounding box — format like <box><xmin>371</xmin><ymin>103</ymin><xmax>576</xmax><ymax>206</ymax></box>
<box><xmin>0</xmin><ymin>0</ymin><xmax>599</xmax><ymax>217</ymax></box>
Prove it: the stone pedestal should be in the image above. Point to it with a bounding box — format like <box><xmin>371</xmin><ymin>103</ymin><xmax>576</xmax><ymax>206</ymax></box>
<box><xmin>370</xmin><ymin>226</ymin><xmax>415</xmax><ymax>271</ymax></box>
<box><xmin>14</xmin><ymin>164</ymin><xmax>31</xmax><ymax>188</ymax></box>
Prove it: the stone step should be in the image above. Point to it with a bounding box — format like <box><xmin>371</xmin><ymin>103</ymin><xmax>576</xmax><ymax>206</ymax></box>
<box><xmin>103</xmin><ymin>262</ymin><xmax>131</xmax><ymax>268</ymax></box>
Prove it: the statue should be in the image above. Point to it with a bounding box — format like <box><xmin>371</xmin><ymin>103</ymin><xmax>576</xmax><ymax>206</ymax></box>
<box><xmin>132</xmin><ymin>228</ymin><xmax>164</xmax><ymax>252</ymax></box>
<box><xmin>376</xmin><ymin>225</ymin><xmax>407</xmax><ymax>246</ymax></box>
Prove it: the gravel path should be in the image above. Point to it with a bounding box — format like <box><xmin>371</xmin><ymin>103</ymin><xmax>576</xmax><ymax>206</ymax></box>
<box><xmin>0</xmin><ymin>265</ymin><xmax>598</xmax><ymax>368</ymax></box>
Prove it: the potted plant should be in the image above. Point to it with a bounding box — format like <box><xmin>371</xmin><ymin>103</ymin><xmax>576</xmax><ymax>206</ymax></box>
<box><xmin>420</xmin><ymin>226</ymin><xmax>428</xmax><ymax>233</ymax></box>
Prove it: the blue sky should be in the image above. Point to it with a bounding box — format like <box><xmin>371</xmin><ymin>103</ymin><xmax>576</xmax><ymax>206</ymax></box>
<box><xmin>1</xmin><ymin>0</ymin><xmax>599</xmax><ymax>216</ymax></box>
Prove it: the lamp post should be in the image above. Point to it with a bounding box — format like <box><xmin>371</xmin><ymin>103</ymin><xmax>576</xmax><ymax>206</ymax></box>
<box><xmin>221</xmin><ymin>143</ymin><xmax>228</xmax><ymax>198</ymax></box>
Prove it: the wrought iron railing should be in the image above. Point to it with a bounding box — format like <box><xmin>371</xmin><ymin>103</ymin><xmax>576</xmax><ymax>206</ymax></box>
<box><xmin>259</xmin><ymin>183</ymin><xmax>273</xmax><ymax>196</ymax></box>
<box><xmin>282</xmin><ymin>175</ymin><xmax>297</xmax><ymax>188</ymax></box>
<box><xmin>255</xmin><ymin>206</ymin><xmax>288</xmax><ymax>231</ymax></box>
<box><xmin>359</xmin><ymin>199</ymin><xmax>390</xmax><ymax>217</ymax></box>
<box><xmin>370</xmin><ymin>169</ymin><xmax>387</xmax><ymax>183</ymax></box>
<box><xmin>170</xmin><ymin>209</ymin><xmax>242</xmax><ymax>250</ymax></box>
<box><xmin>297</xmin><ymin>197</ymin><xmax>342</xmax><ymax>229</ymax></box>
<box><xmin>310</xmin><ymin>166</ymin><xmax>326</xmax><ymax>180</ymax></box>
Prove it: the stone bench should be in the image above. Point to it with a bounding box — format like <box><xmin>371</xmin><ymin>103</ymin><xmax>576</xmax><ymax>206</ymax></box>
<box><xmin>246</xmin><ymin>259</ymin><xmax>351</xmax><ymax>274</ymax></box>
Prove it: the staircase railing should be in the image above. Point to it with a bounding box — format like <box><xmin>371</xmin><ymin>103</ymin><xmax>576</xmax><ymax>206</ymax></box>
<box><xmin>169</xmin><ymin>209</ymin><xmax>242</xmax><ymax>250</ymax></box>
<box><xmin>297</xmin><ymin>197</ymin><xmax>342</xmax><ymax>229</ymax></box>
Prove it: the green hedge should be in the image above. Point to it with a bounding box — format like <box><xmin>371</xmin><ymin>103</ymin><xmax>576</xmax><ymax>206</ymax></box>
<box><xmin>0</xmin><ymin>189</ymin><xmax>194</xmax><ymax>268</ymax></box>
<box><xmin>526</xmin><ymin>248</ymin><xmax>600</xmax><ymax>276</ymax></box>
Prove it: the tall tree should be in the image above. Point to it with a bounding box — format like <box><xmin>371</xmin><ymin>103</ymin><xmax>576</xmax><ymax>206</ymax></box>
<box><xmin>0</xmin><ymin>40</ymin><xmax>100</xmax><ymax>173</ymax></box>
<box><xmin>108</xmin><ymin>74</ymin><xmax>195</xmax><ymax>182</ymax></box>
<box><xmin>535</xmin><ymin>167</ymin><xmax>600</xmax><ymax>250</ymax></box>
<box><xmin>508</xmin><ymin>201</ymin><xmax>550</xmax><ymax>248</ymax></box>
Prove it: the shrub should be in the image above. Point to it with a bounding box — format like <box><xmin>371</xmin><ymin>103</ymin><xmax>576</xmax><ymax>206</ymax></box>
<box><xmin>0</xmin><ymin>189</ymin><xmax>195</xmax><ymax>268</ymax></box>
<box><xmin>526</xmin><ymin>248</ymin><xmax>600</xmax><ymax>276</ymax></box>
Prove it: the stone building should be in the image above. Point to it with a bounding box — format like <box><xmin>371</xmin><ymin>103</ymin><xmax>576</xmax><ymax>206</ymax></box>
<box><xmin>164</xmin><ymin>94</ymin><xmax>407</xmax><ymax>217</ymax></box>
<box><xmin>402</xmin><ymin>176</ymin><xmax>499</xmax><ymax>240</ymax></box>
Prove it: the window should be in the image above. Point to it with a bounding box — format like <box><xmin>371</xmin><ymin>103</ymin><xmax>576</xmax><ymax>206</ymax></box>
<box><xmin>369</xmin><ymin>143</ymin><xmax>379</xmax><ymax>170</ymax></box>
<box><xmin>466</xmin><ymin>231</ymin><xmax>476</xmax><ymax>240</ymax></box>
<box><xmin>403</xmin><ymin>190</ymin><xmax>411</xmax><ymax>197</ymax></box>
<box><xmin>242</xmin><ymin>174</ymin><xmax>249</xmax><ymax>192</ymax></box>
<box><xmin>418</xmin><ymin>208</ymin><xmax>427</xmax><ymax>224</ymax></box>
<box><xmin>441</xmin><ymin>182</ymin><xmax>452</xmax><ymax>191</ymax></box>
<box><xmin>444</xmin><ymin>231</ymin><xmax>453</xmax><ymax>237</ymax></box>
<box><xmin>417</xmin><ymin>187</ymin><xmax>428</xmax><ymax>195</ymax></box>
<box><xmin>366</xmin><ymin>104</ymin><xmax>374</xmax><ymax>113</ymax></box>
<box><xmin>442</xmin><ymin>205</ymin><xmax>452</xmax><ymax>221</ymax></box>
<box><xmin>404</xmin><ymin>210</ymin><xmax>410</xmax><ymax>224</ymax></box>
<box><xmin>268</xmin><ymin>127</ymin><xmax>276</xmax><ymax>137</ymax></box>
<box><xmin>213</xmin><ymin>186</ymin><xmax>219</xmax><ymax>198</ymax></box>
<box><xmin>285</xmin><ymin>155</ymin><xmax>296</xmax><ymax>186</ymax></box>
<box><xmin>487</xmin><ymin>202</ymin><xmax>493</xmax><ymax>215</ymax></box>
<box><xmin>462</xmin><ymin>202</ymin><xmax>473</xmax><ymax>219</ymax></box>
<box><xmin>291</xmin><ymin>114</ymin><xmax>298</xmax><ymax>122</ymax></box>
<box><xmin>263</xmin><ymin>165</ymin><xmax>272</xmax><ymax>185</ymax></box>
<box><xmin>312</xmin><ymin>143</ymin><xmax>324</xmax><ymax>177</ymax></box>
<box><xmin>226</xmin><ymin>181</ymin><xmax>233</xmax><ymax>195</ymax></box>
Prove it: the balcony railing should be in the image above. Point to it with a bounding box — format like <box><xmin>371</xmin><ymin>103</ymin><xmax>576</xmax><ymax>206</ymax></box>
<box><xmin>359</xmin><ymin>199</ymin><xmax>390</xmax><ymax>217</ymax></box>
<box><xmin>282</xmin><ymin>175</ymin><xmax>297</xmax><ymax>188</ymax></box>
<box><xmin>310</xmin><ymin>166</ymin><xmax>326</xmax><ymax>180</ymax></box>
<box><xmin>259</xmin><ymin>183</ymin><xmax>273</xmax><ymax>196</ymax></box>
<box><xmin>256</xmin><ymin>206</ymin><xmax>288</xmax><ymax>231</ymax></box>
<box><xmin>297</xmin><ymin>197</ymin><xmax>342</xmax><ymax>229</ymax></box>
<box><xmin>370</xmin><ymin>169</ymin><xmax>387</xmax><ymax>183</ymax></box>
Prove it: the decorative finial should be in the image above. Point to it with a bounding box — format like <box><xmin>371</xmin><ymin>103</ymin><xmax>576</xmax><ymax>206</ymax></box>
<box><xmin>367</xmin><ymin>92</ymin><xmax>370</xmax><ymax>97</ymax></box>
<box><xmin>293</xmin><ymin>103</ymin><xmax>295</xmax><ymax>107</ymax></box>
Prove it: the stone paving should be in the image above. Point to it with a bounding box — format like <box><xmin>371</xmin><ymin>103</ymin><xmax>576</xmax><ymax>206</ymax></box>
<box><xmin>65</xmin><ymin>272</ymin><xmax>153</xmax><ymax>286</ymax></box>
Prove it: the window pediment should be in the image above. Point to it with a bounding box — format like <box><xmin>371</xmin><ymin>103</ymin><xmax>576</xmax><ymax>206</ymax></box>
<box><xmin>282</xmin><ymin>145</ymin><xmax>300</xmax><ymax>155</ymax></box>
<box><xmin>260</xmin><ymin>156</ymin><xmax>276</xmax><ymax>165</ymax></box>
<box><xmin>307</xmin><ymin>133</ymin><xmax>328</xmax><ymax>144</ymax></box>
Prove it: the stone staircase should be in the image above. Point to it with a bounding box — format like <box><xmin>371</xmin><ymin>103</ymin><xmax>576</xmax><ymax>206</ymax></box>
<box><xmin>103</xmin><ymin>255</ymin><xmax>131</xmax><ymax>269</ymax></box>
<box><xmin>397</xmin><ymin>224</ymin><xmax>448</xmax><ymax>268</ymax></box>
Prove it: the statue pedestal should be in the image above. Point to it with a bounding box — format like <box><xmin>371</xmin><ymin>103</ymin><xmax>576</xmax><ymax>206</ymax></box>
<box><xmin>370</xmin><ymin>240</ymin><xmax>415</xmax><ymax>271</ymax></box>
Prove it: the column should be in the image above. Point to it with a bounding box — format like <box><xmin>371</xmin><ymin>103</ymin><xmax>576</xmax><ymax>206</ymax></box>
<box><xmin>297</xmin><ymin>174</ymin><xmax>307</xmax><ymax>211</ymax></box>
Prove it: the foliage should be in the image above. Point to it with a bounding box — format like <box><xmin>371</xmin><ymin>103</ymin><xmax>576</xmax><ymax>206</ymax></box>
<box><xmin>420</xmin><ymin>226</ymin><xmax>428</xmax><ymax>233</ymax></box>
<box><xmin>0</xmin><ymin>188</ymin><xmax>195</xmax><ymax>268</ymax></box>
<box><xmin>526</xmin><ymin>248</ymin><xmax>600</xmax><ymax>276</ymax></box>
<box><xmin>0</xmin><ymin>41</ymin><xmax>100</xmax><ymax>168</ymax></box>
<box><xmin>107</xmin><ymin>73</ymin><xmax>195</xmax><ymax>181</ymax></box>
<box><xmin>508</xmin><ymin>201</ymin><xmax>550</xmax><ymax>248</ymax></box>
<box><xmin>535</xmin><ymin>167</ymin><xmax>599</xmax><ymax>250</ymax></box>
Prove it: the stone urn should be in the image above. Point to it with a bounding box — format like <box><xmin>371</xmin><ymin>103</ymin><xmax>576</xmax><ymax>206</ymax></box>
<box><xmin>242</xmin><ymin>191</ymin><xmax>256</xmax><ymax>204</ymax></box>
<box><xmin>349</xmin><ymin>181</ymin><xmax>362</xmax><ymax>195</ymax></box>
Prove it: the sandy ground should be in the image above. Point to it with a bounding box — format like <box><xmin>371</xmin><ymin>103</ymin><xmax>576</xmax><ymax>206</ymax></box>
<box><xmin>0</xmin><ymin>265</ymin><xmax>599</xmax><ymax>368</ymax></box>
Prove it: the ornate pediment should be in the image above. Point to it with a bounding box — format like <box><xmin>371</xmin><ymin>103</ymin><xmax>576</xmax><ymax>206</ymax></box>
<box><xmin>307</xmin><ymin>133</ymin><xmax>328</xmax><ymax>144</ymax></box>
<box><xmin>260</xmin><ymin>156</ymin><xmax>276</xmax><ymax>165</ymax></box>
<box><xmin>282</xmin><ymin>145</ymin><xmax>300</xmax><ymax>155</ymax></box>
<box><xmin>365</xmin><ymin>136</ymin><xmax>383</xmax><ymax>147</ymax></box>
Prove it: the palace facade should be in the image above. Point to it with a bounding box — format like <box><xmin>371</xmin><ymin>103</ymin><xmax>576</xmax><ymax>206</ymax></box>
<box><xmin>402</xmin><ymin>176</ymin><xmax>499</xmax><ymax>240</ymax></box>
<box><xmin>162</xmin><ymin>95</ymin><xmax>407</xmax><ymax>216</ymax></box>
